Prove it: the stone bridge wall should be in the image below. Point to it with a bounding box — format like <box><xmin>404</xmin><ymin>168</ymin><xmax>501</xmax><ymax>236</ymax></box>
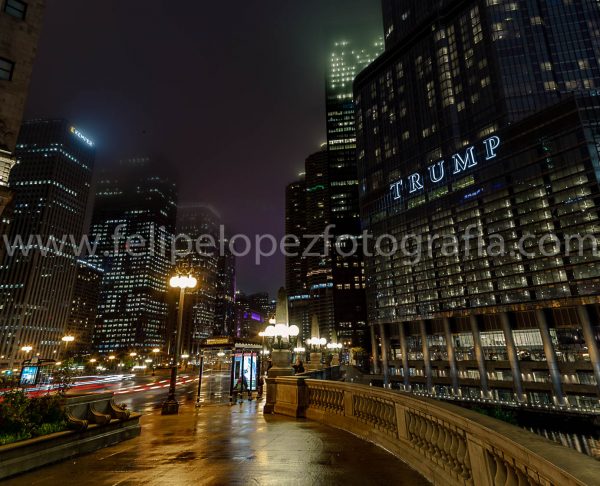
<box><xmin>265</xmin><ymin>377</ymin><xmax>600</xmax><ymax>486</ymax></box>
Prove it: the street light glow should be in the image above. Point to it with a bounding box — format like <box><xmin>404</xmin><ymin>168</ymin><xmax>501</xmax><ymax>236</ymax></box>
<box><xmin>169</xmin><ymin>275</ymin><xmax>198</xmax><ymax>289</ymax></box>
<box><xmin>61</xmin><ymin>335</ymin><xmax>75</xmax><ymax>343</ymax></box>
<box><xmin>21</xmin><ymin>346</ymin><xmax>33</xmax><ymax>353</ymax></box>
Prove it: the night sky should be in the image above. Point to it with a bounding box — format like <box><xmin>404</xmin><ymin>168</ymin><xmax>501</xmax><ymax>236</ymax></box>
<box><xmin>25</xmin><ymin>0</ymin><xmax>383</xmax><ymax>296</ymax></box>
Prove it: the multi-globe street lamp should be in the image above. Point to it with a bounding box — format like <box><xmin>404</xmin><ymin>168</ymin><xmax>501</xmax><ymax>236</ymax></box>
<box><xmin>162</xmin><ymin>273</ymin><xmax>197</xmax><ymax>415</ymax></box>
<box><xmin>326</xmin><ymin>342</ymin><xmax>343</xmax><ymax>365</ymax></box>
<box><xmin>306</xmin><ymin>337</ymin><xmax>327</xmax><ymax>369</ymax></box>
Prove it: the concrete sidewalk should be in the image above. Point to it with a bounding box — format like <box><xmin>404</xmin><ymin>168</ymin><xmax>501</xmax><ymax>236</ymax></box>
<box><xmin>8</xmin><ymin>400</ymin><xmax>428</xmax><ymax>486</ymax></box>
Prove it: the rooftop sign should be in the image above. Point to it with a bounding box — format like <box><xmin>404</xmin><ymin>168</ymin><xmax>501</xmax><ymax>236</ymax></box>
<box><xmin>70</xmin><ymin>126</ymin><xmax>94</xmax><ymax>147</ymax></box>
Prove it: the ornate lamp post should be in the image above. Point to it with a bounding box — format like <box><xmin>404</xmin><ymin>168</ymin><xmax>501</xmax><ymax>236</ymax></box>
<box><xmin>306</xmin><ymin>337</ymin><xmax>327</xmax><ymax>370</ymax></box>
<box><xmin>162</xmin><ymin>274</ymin><xmax>197</xmax><ymax>415</ymax></box>
<box><xmin>327</xmin><ymin>342</ymin><xmax>343</xmax><ymax>365</ymax></box>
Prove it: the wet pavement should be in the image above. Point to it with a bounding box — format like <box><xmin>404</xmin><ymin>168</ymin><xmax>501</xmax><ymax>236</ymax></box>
<box><xmin>9</xmin><ymin>400</ymin><xmax>428</xmax><ymax>486</ymax></box>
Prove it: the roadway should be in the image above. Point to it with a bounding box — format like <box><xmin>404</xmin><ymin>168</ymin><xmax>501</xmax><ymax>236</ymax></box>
<box><xmin>27</xmin><ymin>368</ymin><xmax>234</xmax><ymax>413</ymax></box>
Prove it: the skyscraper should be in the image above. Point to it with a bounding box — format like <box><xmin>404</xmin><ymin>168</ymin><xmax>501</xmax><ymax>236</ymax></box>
<box><xmin>356</xmin><ymin>0</ymin><xmax>600</xmax><ymax>408</ymax></box>
<box><xmin>215</xmin><ymin>242</ymin><xmax>236</xmax><ymax>336</ymax></box>
<box><xmin>308</xmin><ymin>39</ymin><xmax>382</xmax><ymax>345</ymax></box>
<box><xmin>0</xmin><ymin>119</ymin><xmax>96</xmax><ymax>368</ymax></box>
<box><xmin>286</xmin><ymin>174</ymin><xmax>310</xmax><ymax>339</ymax></box>
<box><xmin>66</xmin><ymin>259</ymin><xmax>103</xmax><ymax>355</ymax></box>
<box><xmin>91</xmin><ymin>158</ymin><xmax>177</xmax><ymax>354</ymax></box>
<box><xmin>175</xmin><ymin>204</ymin><xmax>219</xmax><ymax>351</ymax></box>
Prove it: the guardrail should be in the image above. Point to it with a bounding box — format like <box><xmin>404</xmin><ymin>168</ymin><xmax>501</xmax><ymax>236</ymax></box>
<box><xmin>264</xmin><ymin>378</ymin><xmax>600</xmax><ymax>486</ymax></box>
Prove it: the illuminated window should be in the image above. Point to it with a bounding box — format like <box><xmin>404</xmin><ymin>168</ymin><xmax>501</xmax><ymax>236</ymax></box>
<box><xmin>4</xmin><ymin>0</ymin><xmax>27</xmax><ymax>19</ymax></box>
<box><xmin>0</xmin><ymin>58</ymin><xmax>14</xmax><ymax>81</ymax></box>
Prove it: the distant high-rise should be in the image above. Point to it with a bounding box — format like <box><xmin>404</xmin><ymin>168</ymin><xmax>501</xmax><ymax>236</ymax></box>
<box><xmin>234</xmin><ymin>291</ymin><xmax>265</xmax><ymax>339</ymax></box>
<box><xmin>306</xmin><ymin>39</ymin><xmax>382</xmax><ymax>345</ymax></box>
<box><xmin>0</xmin><ymin>119</ymin><xmax>96</xmax><ymax>368</ymax></box>
<box><xmin>67</xmin><ymin>259</ymin><xmax>103</xmax><ymax>355</ymax></box>
<box><xmin>286</xmin><ymin>174</ymin><xmax>310</xmax><ymax>339</ymax></box>
<box><xmin>91</xmin><ymin>158</ymin><xmax>177</xmax><ymax>354</ymax></box>
<box><xmin>249</xmin><ymin>292</ymin><xmax>270</xmax><ymax>319</ymax></box>
<box><xmin>303</xmin><ymin>149</ymin><xmax>332</xmax><ymax>341</ymax></box>
<box><xmin>175</xmin><ymin>204</ymin><xmax>219</xmax><ymax>351</ymax></box>
<box><xmin>215</xmin><ymin>242</ymin><xmax>236</xmax><ymax>336</ymax></box>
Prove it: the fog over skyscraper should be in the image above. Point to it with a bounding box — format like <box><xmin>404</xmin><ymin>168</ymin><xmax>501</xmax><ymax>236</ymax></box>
<box><xmin>91</xmin><ymin>158</ymin><xmax>177</xmax><ymax>354</ymax></box>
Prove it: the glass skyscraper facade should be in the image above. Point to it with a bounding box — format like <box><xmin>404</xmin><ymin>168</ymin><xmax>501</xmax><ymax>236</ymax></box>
<box><xmin>285</xmin><ymin>40</ymin><xmax>384</xmax><ymax>347</ymax></box>
<box><xmin>286</xmin><ymin>174</ymin><xmax>311</xmax><ymax>340</ymax></box>
<box><xmin>91</xmin><ymin>158</ymin><xmax>177</xmax><ymax>354</ymax></box>
<box><xmin>356</xmin><ymin>0</ymin><xmax>600</xmax><ymax>409</ymax></box>
<box><xmin>0</xmin><ymin>119</ymin><xmax>95</xmax><ymax>368</ymax></box>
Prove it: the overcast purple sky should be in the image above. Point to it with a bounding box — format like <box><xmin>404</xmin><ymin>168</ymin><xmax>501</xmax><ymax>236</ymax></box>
<box><xmin>25</xmin><ymin>0</ymin><xmax>382</xmax><ymax>297</ymax></box>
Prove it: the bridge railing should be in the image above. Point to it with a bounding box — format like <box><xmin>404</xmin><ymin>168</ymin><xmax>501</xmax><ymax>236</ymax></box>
<box><xmin>264</xmin><ymin>377</ymin><xmax>600</xmax><ymax>486</ymax></box>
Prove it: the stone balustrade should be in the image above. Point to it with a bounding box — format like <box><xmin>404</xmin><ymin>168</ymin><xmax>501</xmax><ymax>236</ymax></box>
<box><xmin>264</xmin><ymin>377</ymin><xmax>600</xmax><ymax>486</ymax></box>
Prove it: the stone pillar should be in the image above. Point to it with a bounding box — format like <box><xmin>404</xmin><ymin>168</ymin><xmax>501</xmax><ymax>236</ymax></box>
<box><xmin>379</xmin><ymin>323</ymin><xmax>390</xmax><ymax>387</ymax></box>
<box><xmin>499</xmin><ymin>312</ymin><xmax>524</xmax><ymax>403</ymax></box>
<box><xmin>577</xmin><ymin>306</ymin><xmax>600</xmax><ymax>397</ymax></box>
<box><xmin>470</xmin><ymin>315</ymin><xmax>490</xmax><ymax>398</ymax></box>
<box><xmin>399</xmin><ymin>322</ymin><xmax>410</xmax><ymax>390</ymax></box>
<box><xmin>536</xmin><ymin>309</ymin><xmax>565</xmax><ymax>406</ymax></box>
<box><xmin>419</xmin><ymin>320</ymin><xmax>433</xmax><ymax>393</ymax></box>
<box><xmin>443</xmin><ymin>318</ymin><xmax>459</xmax><ymax>396</ymax></box>
<box><xmin>370</xmin><ymin>325</ymin><xmax>380</xmax><ymax>374</ymax></box>
<box><xmin>308</xmin><ymin>352</ymin><xmax>323</xmax><ymax>371</ymax></box>
<box><xmin>268</xmin><ymin>349</ymin><xmax>294</xmax><ymax>378</ymax></box>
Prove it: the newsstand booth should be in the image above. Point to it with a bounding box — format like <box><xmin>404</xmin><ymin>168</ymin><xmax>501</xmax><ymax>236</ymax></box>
<box><xmin>197</xmin><ymin>337</ymin><xmax>262</xmax><ymax>404</ymax></box>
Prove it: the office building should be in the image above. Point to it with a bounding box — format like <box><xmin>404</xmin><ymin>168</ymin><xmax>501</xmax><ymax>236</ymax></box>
<box><xmin>285</xmin><ymin>40</ymin><xmax>382</xmax><ymax>347</ymax></box>
<box><xmin>66</xmin><ymin>259</ymin><xmax>103</xmax><ymax>355</ymax></box>
<box><xmin>355</xmin><ymin>0</ymin><xmax>600</xmax><ymax>408</ymax></box>
<box><xmin>175</xmin><ymin>204</ymin><xmax>219</xmax><ymax>352</ymax></box>
<box><xmin>286</xmin><ymin>175</ymin><xmax>311</xmax><ymax>339</ymax></box>
<box><xmin>0</xmin><ymin>119</ymin><xmax>95</xmax><ymax>368</ymax></box>
<box><xmin>215</xmin><ymin>242</ymin><xmax>236</xmax><ymax>336</ymax></box>
<box><xmin>234</xmin><ymin>291</ymin><xmax>265</xmax><ymax>338</ymax></box>
<box><xmin>249</xmin><ymin>292</ymin><xmax>270</xmax><ymax>319</ymax></box>
<box><xmin>91</xmin><ymin>158</ymin><xmax>177</xmax><ymax>354</ymax></box>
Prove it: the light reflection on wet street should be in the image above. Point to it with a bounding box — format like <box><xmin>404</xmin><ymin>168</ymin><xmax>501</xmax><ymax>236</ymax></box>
<box><xmin>11</xmin><ymin>397</ymin><xmax>428</xmax><ymax>485</ymax></box>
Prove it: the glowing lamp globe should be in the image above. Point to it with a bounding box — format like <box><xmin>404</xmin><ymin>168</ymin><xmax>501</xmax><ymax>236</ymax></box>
<box><xmin>274</xmin><ymin>324</ymin><xmax>289</xmax><ymax>337</ymax></box>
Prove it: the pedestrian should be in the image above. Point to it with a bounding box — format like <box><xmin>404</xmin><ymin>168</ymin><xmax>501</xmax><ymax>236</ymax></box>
<box><xmin>293</xmin><ymin>357</ymin><xmax>305</xmax><ymax>374</ymax></box>
<box><xmin>232</xmin><ymin>376</ymin><xmax>246</xmax><ymax>404</ymax></box>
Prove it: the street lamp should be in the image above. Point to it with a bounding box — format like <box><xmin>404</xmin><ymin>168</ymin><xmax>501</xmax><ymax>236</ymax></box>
<box><xmin>152</xmin><ymin>348</ymin><xmax>160</xmax><ymax>375</ymax></box>
<box><xmin>21</xmin><ymin>346</ymin><xmax>33</xmax><ymax>354</ymax></box>
<box><xmin>162</xmin><ymin>273</ymin><xmax>197</xmax><ymax>415</ymax></box>
<box><xmin>61</xmin><ymin>335</ymin><xmax>75</xmax><ymax>360</ymax></box>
